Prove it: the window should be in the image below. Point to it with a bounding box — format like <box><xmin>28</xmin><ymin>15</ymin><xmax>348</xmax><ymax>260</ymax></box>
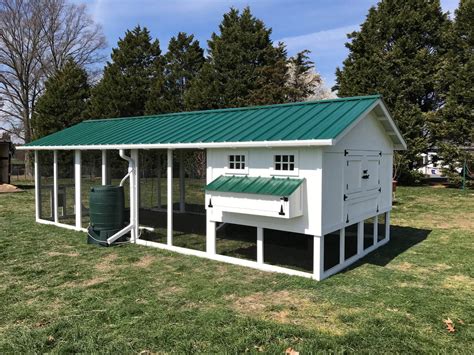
<box><xmin>228</xmin><ymin>154</ymin><xmax>246</xmax><ymax>170</ymax></box>
<box><xmin>274</xmin><ymin>155</ymin><xmax>295</xmax><ymax>171</ymax></box>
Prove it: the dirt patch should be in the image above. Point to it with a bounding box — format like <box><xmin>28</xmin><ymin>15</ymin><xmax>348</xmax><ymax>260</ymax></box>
<box><xmin>133</xmin><ymin>255</ymin><xmax>155</xmax><ymax>268</ymax></box>
<box><xmin>389</xmin><ymin>261</ymin><xmax>414</xmax><ymax>271</ymax></box>
<box><xmin>48</xmin><ymin>251</ymin><xmax>79</xmax><ymax>257</ymax></box>
<box><xmin>442</xmin><ymin>275</ymin><xmax>474</xmax><ymax>290</ymax></box>
<box><xmin>227</xmin><ymin>290</ymin><xmax>357</xmax><ymax>335</ymax></box>
<box><xmin>95</xmin><ymin>253</ymin><xmax>118</xmax><ymax>273</ymax></box>
<box><xmin>0</xmin><ymin>183</ymin><xmax>23</xmax><ymax>193</ymax></box>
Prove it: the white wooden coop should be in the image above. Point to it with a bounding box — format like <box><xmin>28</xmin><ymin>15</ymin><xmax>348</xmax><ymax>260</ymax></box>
<box><xmin>19</xmin><ymin>95</ymin><xmax>406</xmax><ymax>280</ymax></box>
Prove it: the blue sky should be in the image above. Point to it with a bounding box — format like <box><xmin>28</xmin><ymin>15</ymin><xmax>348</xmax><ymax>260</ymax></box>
<box><xmin>78</xmin><ymin>0</ymin><xmax>460</xmax><ymax>88</ymax></box>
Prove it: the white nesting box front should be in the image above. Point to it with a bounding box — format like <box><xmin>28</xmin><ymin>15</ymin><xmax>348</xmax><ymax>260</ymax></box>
<box><xmin>206</xmin><ymin>148</ymin><xmax>323</xmax><ymax>236</ymax></box>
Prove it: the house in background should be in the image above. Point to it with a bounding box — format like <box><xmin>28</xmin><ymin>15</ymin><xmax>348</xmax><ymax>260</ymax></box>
<box><xmin>18</xmin><ymin>95</ymin><xmax>406</xmax><ymax>280</ymax></box>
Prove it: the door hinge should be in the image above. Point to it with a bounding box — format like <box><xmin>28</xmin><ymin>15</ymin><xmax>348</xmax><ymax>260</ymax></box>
<box><xmin>208</xmin><ymin>198</ymin><xmax>213</xmax><ymax>208</ymax></box>
<box><xmin>376</xmin><ymin>204</ymin><xmax>379</xmax><ymax>213</ymax></box>
<box><xmin>379</xmin><ymin>151</ymin><xmax>382</xmax><ymax>156</ymax></box>
<box><xmin>280</xmin><ymin>196</ymin><xmax>288</xmax><ymax>202</ymax></box>
<box><xmin>346</xmin><ymin>214</ymin><xmax>349</xmax><ymax>223</ymax></box>
<box><xmin>378</xmin><ymin>187</ymin><xmax>381</xmax><ymax>193</ymax></box>
<box><xmin>344</xmin><ymin>149</ymin><xmax>349</xmax><ymax>156</ymax></box>
<box><xmin>343</xmin><ymin>194</ymin><xmax>348</xmax><ymax>201</ymax></box>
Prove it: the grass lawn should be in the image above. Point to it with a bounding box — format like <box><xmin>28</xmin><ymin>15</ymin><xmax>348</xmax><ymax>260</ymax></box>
<box><xmin>0</xmin><ymin>184</ymin><xmax>473</xmax><ymax>353</ymax></box>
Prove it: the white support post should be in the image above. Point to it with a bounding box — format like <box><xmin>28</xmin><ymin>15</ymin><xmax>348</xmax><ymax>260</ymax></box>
<box><xmin>74</xmin><ymin>150</ymin><xmax>82</xmax><ymax>230</ymax></box>
<box><xmin>373</xmin><ymin>216</ymin><xmax>378</xmax><ymax>245</ymax></box>
<box><xmin>34</xmin><ymin>151</ymin><xmax>40</xmax><ymax>221</ymax></box>
<box><xmin>313</xmin><ymin>235</ymin><xmax>324</xmax><ymax>281</ymax></box>
<box><xmin>206</xmin><ymin>219</ymin><xmax>216</xmax><ymax>255</ymax></box>
<box><xmin>386</xmin><ymin>212</ymin><xmax>391</xmax><ymax>241</ymax></box>
<box><xmin>157</xmin><ymin>152</ymin><xmax>161</xmax><ymax>209</ymax></box>
<box><xmin>257</xmin><ymin>227</ymin><xmax>264</xmax><ymax>264</ymax></box>
<box><xmin>101</xmin><ymin>150</ymin><xmax>108</xmax><ymax>185</ymax></box>
<box><xmin>167</xmin><ymin>149</ymin><xmax>173</xmax><ymax>245</ymax></box>
<box><xmin>179</xmin><ymin>150</ymin><xmax>185</xmax><ymax>212</ymax></box>
<box><xmin>53</xmin><ymin>150</ymin><xmax>58</xmax><ymax>223</ymax></box>
<box><xmin>131</xmin><ymin>149</ymin><xmax>139</xmax><ymax>243</ymax></box>
<box><xmin>339</xmin><ymin>228</ymin><xmax>345</xmax><ymax>264</ymax></box>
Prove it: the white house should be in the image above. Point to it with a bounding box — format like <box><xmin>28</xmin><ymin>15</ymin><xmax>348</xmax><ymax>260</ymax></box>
<box><xmin>19</xmin><ymin>95</ymin><xmax>406</xmax><ymax>280</ymax></box>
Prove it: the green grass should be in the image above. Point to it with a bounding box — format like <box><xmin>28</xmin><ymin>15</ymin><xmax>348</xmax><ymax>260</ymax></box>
<box><xmin>0</xmin><ymin>185</ymin><xmax>473</xmax><ymax>353</ymax></box>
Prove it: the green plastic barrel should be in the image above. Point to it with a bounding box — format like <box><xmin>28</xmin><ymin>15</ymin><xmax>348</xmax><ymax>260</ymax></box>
<box><xmin>89</xmin><ymin>185</ymin><xmax>125</xmax><ymax>231</ymax></box>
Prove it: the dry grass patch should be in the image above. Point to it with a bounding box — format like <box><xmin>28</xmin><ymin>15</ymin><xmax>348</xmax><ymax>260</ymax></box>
<box><xmin>442</xmin><ymin>275</ymin><xmax>474</xmax><ymax>290</ymax></box>
<box><xmin>47</xmin><ymin>251</ymin><xmax>79</xmax><ymax>257</ymax></box>
<box><xmin>95</xmin><ymin>253</ymin><xmax>118</xmax><ymax>273</ymax></box>
<box><xmin>133</xmin><ymin>255</ymin><xmax>155</xmax><ymax>268</ymax></box>
<box><xmin>228</xmin><ymin>290</ymin><xmax>357</xmax><ymax>336</ymax></box>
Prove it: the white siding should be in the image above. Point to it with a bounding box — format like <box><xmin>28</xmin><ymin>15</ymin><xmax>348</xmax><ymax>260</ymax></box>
<box><xmin>321</xmin><ymin>112</ymin><xmax>394</xmax><ymax>235</ymax></box>
<box><xmin>206</xmin><ymin>147</ymin><xmax>323</xmax><ymax>235</ymax></box>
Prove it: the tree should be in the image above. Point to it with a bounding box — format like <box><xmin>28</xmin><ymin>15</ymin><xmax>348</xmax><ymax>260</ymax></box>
<box><xmin>185</xmin><ymin>7</ymin><xmax>288</xmax><ymax>110</ymax></box>
<box><xmin>433</xmin><ymin>0</ymin><xmax>473</xmax><ymax>181</ymax></box>
<box><xmin>333</xmin><ymin>0</ymin><xmax>449</xmax><ymax>179</ymax></box>
<box><xmin>0</xmin><ymin>0</ymin><xmax>106</xmax><ymax>143</ymax></box>
<box><xmin>286</xmin><ymin>50</ymin><xmax>322</xmax><ymax>102</ymax></box>
<box><xmin>31</xmin><ymin>59</ymin><xmax>89</xmax><ymax>138</ymax></box>
<box><xmin>146</xmin><ymin>32</ymin><xmax>204</xmax><ymax>114</ymax></box>
<box><xmin>88</xmin><ymin>26</ymin><xmax>163</xmax><ymax>118</ymax></box>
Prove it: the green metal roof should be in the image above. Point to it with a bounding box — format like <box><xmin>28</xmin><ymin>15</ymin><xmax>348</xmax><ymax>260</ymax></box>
<box><xmin>23</xmin><ymin>95</ymin><xmax>384</xmax><ymax>148</ymax></box>
<box><xmin>206</xmin><ymin>175</ymin><xmax>304</xmax><ymax>196</ymax></box>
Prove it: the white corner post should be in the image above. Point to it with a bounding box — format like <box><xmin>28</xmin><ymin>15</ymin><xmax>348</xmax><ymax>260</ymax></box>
<box><xmin>357</xmin><ymin>222</ymin><xmax>364</xmax><ymax>255</ymax></box>
<box><xmin>257</xmin><ymin>227</ymin><xmax>264</xmax><ymax>264</ymax></box>
<box><xmin>131</xmin><ymin>149</ymin><xmax>139</xmax><ymax>243</ymax></box>
<box><xmin>179</xmin><ymin>150</ymin><xmax>185</xmax><ymax>212</ymax></box>
<box><xmin>157</xmin><ymin>152</ymin><xmax>161</xmax><ymax>209</ymax></box>
<box><xmin>34</xmin><ymin>151</ymin><xmax>40</xmax><ymax>222</ymax></box>
<box><xmin>101</xmin><ymin>150</ymin><xmax>108</xmax><ymax>185</ymax></box>
<box><xmin>313</xmin><ymin>235</ymin><xmax>324</xmax><ymax>281</ymax></box>
<box><xmin>74</xmin><ymin>150</ymin><xmax>82</xmax><ymax>230</ymax></box>
<box><xmin>206</xmin><ymin>218</ymin><xmax>216</xmax><ymax>255</ymax></box>
<box><xmin>53</xmin><ymin>150</ymin><xmax>58</xmax><ymax>223</ymax></box>
<box><xmin>339</xmin><ymin>228</ymin><xmax>345</xmax><ymax>265</ymax></box>
<box><xmin>167</xmin><ymin>149</ymin><xmax>173</xmax><ymax>245</ymax></box>
<box><xmin>386</xmin><ymin>212</ymin><xmax>391</xmax><ymax>242</ymax></box>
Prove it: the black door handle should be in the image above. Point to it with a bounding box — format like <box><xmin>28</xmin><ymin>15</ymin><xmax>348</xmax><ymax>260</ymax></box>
<box><xmin>362</xmin><ymin>174</ymin><xmax>370</xmax><ymax>179</ymax></box>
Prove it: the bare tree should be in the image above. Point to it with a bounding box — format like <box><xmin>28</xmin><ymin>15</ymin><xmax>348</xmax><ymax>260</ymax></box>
<box><xmin>0</xmin><ymin>0</ymin><xmax>106</xmax><ymax>148</ymax></box>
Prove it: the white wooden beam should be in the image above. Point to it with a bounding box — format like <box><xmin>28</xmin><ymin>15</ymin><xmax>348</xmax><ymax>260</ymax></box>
<box><xmin>339</xmin><ymin>228</ymin><xmax>345</xmax><ymax>264</ymax></box>
<box><xmin>313</xmin><ymin>235</ymin><xmax>324</xmax><ymax>281</ymax></box>
<box><xmin>206</xmin><ymin>219</ymin><xmax>216</xmax><ymax>255</ymax></box>
<box><xmin>157</xmin><ymin>152</ymin><xmax>161</xmax><ymax>209</ymax></box>
<box><xmin>74</xmin><ymin>150</ymin><xmax>82</xmax><ymax>230</ymax></box>
<box><xmin>257</xmin><ymin>227</ymin><xmax>264</xmax><ymax>264</ymax></box>
<box><xmin>167</xmin><ymin>149</ymin><xmax>173</xmax><ymax>245</ymax></box>
<box><xmin>34</xmin><ymin>151</ymin><xmax>40</xmax><ymax>222</ymax></box>
<box><xmin>131</xmin><ymin>149</ymin><xmax>139</xmax><ymax>243</ymax></box>
<box><xmin>179</xmin><ymin>150</ymin><xmax>185</xmax><ymax>212</ymax></box>
<box><xmin>53</xmin><ymin>150</ymin><xmax>58</xmax><ymax>223</ymax></box>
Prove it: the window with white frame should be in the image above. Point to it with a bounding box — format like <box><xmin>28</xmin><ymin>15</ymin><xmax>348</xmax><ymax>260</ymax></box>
<box><xmin>274</xmin><ymin>154</ymin><xmax>295</xmax><ymax>171</ymax></box>
<box><xmin>228</xmin><ymin>154</ymin><xmax>246</xmax><ymax>170</ymax></box>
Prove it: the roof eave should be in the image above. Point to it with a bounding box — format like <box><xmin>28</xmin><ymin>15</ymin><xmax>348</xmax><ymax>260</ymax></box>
<box><xmin>17</xmin><ymin>139</ymin><xmax>335</xmax><ymax>151</ymax></box>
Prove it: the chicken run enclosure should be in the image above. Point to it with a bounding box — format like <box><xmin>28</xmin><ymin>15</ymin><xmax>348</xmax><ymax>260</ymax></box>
<box><xmin>22</xmin><ymin>96</ymin><xmax>406</xmax><ymax>280</ymax></box>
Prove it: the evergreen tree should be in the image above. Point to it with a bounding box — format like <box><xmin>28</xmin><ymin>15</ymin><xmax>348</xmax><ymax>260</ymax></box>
<box><xmin>434</xmin><ymin>0</ymin><xmax>473</xmax><ymax>180</ymax></box>
<box><xmin>334</xmin><ymin>0</ymin><xmax>448</xmax><ymax>179</ymax></box>
<box><xmin>88</xmin><ymin>26</ymin><xmax>163</xmax><ymax>118</ymax></box>
<box><xmin>185</xmin><ymin>7</ymin><xmax>288</xmax><ymax>110</ymax></box>
<box><xmin>146</xmin><ymin>32</ymin><xmax>204</xmax><ymax>114</ymax></box>
<box><xmin>32</xmin><ymin>59</ymin><xmax>89</xmax><ymax>139</ymax></box>
<box><xmin>286</xmin><ymin>50</ymin><xmax>321</xmax><ymax>102</ymax></box>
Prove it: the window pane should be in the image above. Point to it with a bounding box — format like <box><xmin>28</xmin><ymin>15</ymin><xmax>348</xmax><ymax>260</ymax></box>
<box><xmin>275</xmin><ymin>155</ymin><xmax>281</xmax><ymax>162</ymax></box>
<box><xmin>283</xmin><ymin>155</ymin><xmax>288</xmax><ymax>162</ymax></box>
<box><xmin>241</xmin><ymin>163</ymin><xmax>245</xmax><ymax>169</ymax></box>
<box><xmin>230</xmin><ymin>163</ymin><xmax>234</xmax><ymax>169</ymax></box>
<box><xmin>290</xmin><ymin>155</ymin><xmax>294</xmax><ymax>162</ymax></box>
<box><xmin>275</xmin><ymin>163</ymin><xmax>281</xmax><ymax>170</ymax></box>
<box><xmin>241</xmin><ymin>155</ymin><xmax>245</xmax><ymax>162</ymax></box>
<box><xmin>236</xmin><ymin>155</ymin><xmax>240</xmax><ymax>162</ymax></box>
<box><xmin>229</xmin><ymin>155</ymin><xmax>234</xmax><ymax>162</ymax></box>
<box><xmin>289</xmin><ymin>163</ymin><xmax>294</xmax><ymax>171</ymax></box>
<box><xmin>282</xmin><ymin>164</ymin><xmax>288</xmax><ymax>170</ymax></box>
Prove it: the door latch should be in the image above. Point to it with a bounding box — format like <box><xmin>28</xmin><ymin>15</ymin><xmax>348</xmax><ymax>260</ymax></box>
<box><xmin>362</xmin><ymin>174</ymin><xmax>370</xmax><ymax>179</ymax></box>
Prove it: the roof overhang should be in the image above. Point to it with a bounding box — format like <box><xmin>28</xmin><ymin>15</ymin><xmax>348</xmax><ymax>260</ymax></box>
<box><xmin>16</xmin><ymin>139</ymin><xmax>334</xmax><ymax>151</ymax></box>
<box><xmin>332</xmin><ymin>99</ymin><xmax>407</xmax><ymax>150</ymax></box>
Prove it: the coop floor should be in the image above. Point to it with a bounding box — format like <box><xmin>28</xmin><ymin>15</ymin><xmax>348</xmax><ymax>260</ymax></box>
<box><xmin>138</xmin><ymin>206</ymin><xmax>335</xmax><ymax>273</ymax></box>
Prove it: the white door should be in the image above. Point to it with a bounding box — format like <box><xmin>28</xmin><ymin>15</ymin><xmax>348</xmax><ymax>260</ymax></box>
<box><xmin>343</xmin><ymin>150</ymin><xmax>381</xmax><ymax>223</ymax></box>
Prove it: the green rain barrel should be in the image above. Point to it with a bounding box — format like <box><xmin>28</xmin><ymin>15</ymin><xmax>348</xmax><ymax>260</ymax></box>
<box><xmin>88</xmin><ymin>185</ymin><xmax>125</xmax><ymax>246</ymax></box>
